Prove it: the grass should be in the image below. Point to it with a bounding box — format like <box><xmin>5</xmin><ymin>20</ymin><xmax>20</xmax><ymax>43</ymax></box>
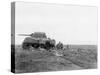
<box><xmin>13</xmin><ymin>45</ymin><xmax>97</xmax><ymax>73</ymax></box>
<box><xmin>62</xmin><ymin>45</ymin><xmax>97</xmax><ymax>68</ymax></box>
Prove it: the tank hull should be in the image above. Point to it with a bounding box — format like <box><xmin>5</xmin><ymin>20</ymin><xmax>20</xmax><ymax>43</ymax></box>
<box><xmin>22</xmin><ymin>37</ymin><xmax>55</xmax><ymax>50</ymax></box>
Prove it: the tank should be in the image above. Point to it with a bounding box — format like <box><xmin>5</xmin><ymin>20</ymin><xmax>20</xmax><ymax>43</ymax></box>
<box><xmin>18</xmin><ymin>32</ymin><xmax>56</xmax><ymax>50</ymax></box>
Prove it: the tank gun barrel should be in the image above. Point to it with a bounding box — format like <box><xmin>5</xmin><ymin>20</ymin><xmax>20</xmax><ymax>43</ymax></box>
<box><xmin>18</xmin><ymin>34</ymin><xmax>31</xmax><ymax>36</ymax></box>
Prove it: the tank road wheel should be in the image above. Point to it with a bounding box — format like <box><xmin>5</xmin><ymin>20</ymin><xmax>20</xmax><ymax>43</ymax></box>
<box><xmin>40</xmin><ymin>44</ymin><xmax>45</xmax><ymax>48</ymax></box>
<box><xmin>45</xmin><ymin>41</ymin><xmax>51</xmax><ymax>51</ymax></box>
<box><xmin>22</xmin><ymin>43</ymin><xmax>30</xmax><ymax>49</ymax></box>
<box><xmin>32</xmin><ymin>43</ymin><xmax>39</xmax><ymax>49</ymax></box>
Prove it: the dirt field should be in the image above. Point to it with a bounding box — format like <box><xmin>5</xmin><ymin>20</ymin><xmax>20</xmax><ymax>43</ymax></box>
<box><xmin>13</xmin><ymin>45</ymin><xmax>97</xmax><ymax>73</ymax></box>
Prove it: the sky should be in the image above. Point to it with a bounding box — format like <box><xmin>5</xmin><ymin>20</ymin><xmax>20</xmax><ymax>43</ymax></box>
<box><xmin>15</xmin><ymin>2</ymin><xmax>98</xmax><ymax>45</ymax></box>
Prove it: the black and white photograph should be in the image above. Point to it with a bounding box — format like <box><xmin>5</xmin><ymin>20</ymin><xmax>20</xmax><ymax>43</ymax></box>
<box><xmin>11</xmin><ymin>2</ymin><xmax>98</xmax><ymax>73</ymax></box>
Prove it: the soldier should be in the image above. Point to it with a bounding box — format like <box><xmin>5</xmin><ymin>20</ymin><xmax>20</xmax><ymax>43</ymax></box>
<box><xmin>56</xmin><ymin>42</ymin><xmax>63</xmax><ymax>50</ymax></box>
